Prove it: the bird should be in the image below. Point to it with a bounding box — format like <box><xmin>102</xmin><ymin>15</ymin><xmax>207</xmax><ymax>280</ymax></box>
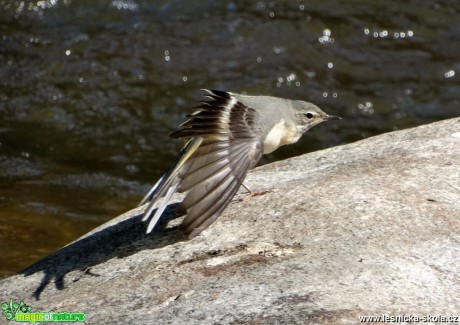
<box><xmin>139</xmin><ymin>89</ymin><xmax>340</xmax><ymax>238</ymax></box>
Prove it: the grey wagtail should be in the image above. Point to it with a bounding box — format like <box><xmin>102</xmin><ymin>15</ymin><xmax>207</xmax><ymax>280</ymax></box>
<box><xmin>140</xmin><ymin>89</ymin><xmax>340</xmax><ymax>238</ymax></box>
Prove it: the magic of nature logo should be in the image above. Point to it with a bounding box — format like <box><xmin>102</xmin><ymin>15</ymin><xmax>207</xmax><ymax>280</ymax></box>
<box><xmin>1</xmin><ymin>298</ymin><xmax>85</xmax><ymax>323</ymax></box>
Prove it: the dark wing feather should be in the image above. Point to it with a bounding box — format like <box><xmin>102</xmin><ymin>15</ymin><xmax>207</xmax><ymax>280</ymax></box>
<box><xmin>174</xmin><ymin>90</ymin><xmax>263</xmax><ymax>238</ymax></box>
<box><xmin>140</xmin><ymin>89</ymin><xmax>263</xmax><ymax>237</ymax></box>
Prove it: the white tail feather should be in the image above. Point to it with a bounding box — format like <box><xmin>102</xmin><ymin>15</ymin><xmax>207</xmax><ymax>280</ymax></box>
<box><xmin>140</xmin><ymin>137</ymin><xmax>203</xmax><ymax>234</ymax></box>
<box><xmin>145</xmin><ymin>183</ymin><xmax>179</xmax><ymax>233</ymax></box>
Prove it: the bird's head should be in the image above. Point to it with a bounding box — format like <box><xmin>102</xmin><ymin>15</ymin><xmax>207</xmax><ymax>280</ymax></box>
<box><xmin>292</xmin><ymin>100</ymin><xmax>341</xmax><ymax>133</ymax></box>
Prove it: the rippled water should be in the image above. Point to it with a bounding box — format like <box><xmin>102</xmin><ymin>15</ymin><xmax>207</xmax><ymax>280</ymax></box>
<box><xmin>1</xmin><ymin>0</ymin><xmax>459</xmax><ymax>278</ymax></box>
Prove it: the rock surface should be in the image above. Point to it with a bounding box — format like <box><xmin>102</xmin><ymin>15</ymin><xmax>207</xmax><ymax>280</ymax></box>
<box><xmin>1</xmin><ymin>118</ymin><xmax>459</xmax><ymax>324</ymax></box>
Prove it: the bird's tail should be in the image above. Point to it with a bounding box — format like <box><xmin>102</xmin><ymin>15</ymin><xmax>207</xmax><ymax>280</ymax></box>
<box><xmin>139</xmin><ymin>137</ymin><xmax>203</xmax><ymax>233</ymax></box>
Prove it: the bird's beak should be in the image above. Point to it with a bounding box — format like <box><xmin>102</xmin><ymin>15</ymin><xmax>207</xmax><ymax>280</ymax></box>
<box><xmin>324</xmin><ymin>115</ymin><xmax>341</xmax><ymax>120</ymax></box>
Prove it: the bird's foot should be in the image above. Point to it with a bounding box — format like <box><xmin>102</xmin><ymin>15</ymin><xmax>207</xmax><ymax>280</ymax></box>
<box><xmin>241</xmin><ymin>183</ymin><xmax>271</xmax><ymax>197</ymax></box>
<box><xmin>248</xmin><ymin>190</ymin><xmax>271</xmax><ymax>197</ymax></box>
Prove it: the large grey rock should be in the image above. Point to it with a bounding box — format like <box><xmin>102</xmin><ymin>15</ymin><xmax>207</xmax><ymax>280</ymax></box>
<box><xmin>1</xmin><ymin>118</ymin><xmax>459</xmax><ymax>324</ymax></box>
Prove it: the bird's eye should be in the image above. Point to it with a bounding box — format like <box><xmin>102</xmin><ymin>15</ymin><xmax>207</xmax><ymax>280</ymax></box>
<box><xmin>305</xmin><ymin>113</ymin><xmax>314</xmax><ymax>119</ymax></box>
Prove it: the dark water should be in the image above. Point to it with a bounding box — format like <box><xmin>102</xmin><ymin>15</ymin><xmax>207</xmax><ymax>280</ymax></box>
<box><xmin>1</xmin><ymin>0</ymin><xmax>459</xmax><ymax>278</ymax></box>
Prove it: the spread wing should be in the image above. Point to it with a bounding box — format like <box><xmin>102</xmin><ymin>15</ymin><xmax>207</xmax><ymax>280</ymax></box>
<box><xmin>172</xmin><ymin>89</ymin><xmax>263</xmax><ymax>238</ymax></box>
<box><xmin>140</xmin><ymin>89</ymin><xmax>263</xmax><ymax>238</ymax></box>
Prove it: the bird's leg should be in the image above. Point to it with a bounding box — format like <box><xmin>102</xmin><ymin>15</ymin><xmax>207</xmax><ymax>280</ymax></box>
<box><xmin>241</xmin><ymin>183</ymin><xmax>271</xmax><ymax>197</ymax></box>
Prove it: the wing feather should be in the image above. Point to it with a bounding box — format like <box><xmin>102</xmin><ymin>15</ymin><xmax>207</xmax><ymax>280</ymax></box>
<box><xmin>181</xmin><ymin>176</ymin><xmax>241</xmax><ymax>232</ymax></box>
<box><xmin>140</xmin><ymin>137</ymin><xmax>202</xmax><ymax>233</ymax></box>
<box><xmin>176</xmin><ymin>95</ymin><xmax>263</xmax><ymax>236</ymax></box>
<box><xmin>140</xmin><ymin>89</ymin><xmax>263</xmax><ymax>237</ymax></box>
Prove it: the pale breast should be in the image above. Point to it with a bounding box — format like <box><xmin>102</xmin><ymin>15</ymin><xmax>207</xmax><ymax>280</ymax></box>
<box><xmin>263</xmin><ymin>118</ymin><xmax>300</xmax><ymax>154</ymax></box>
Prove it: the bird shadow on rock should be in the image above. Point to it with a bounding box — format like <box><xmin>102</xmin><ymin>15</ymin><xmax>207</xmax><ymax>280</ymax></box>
<box><xmin>20</xmin><ymin>203</ymin><xmax>186</xmax><ymax>301</ymax></box>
